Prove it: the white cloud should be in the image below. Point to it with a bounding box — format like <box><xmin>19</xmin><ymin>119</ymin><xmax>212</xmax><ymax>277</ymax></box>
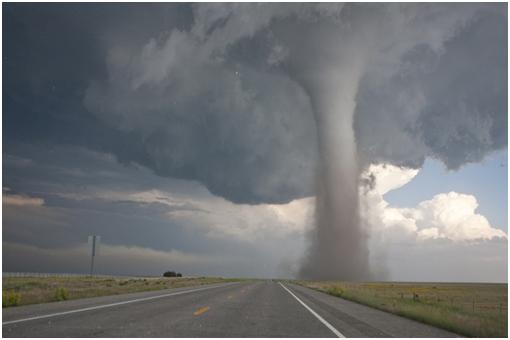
<box><xmin>364</xmin><ymin>163</ymin><xmax>419</xmax><ymax>195</ymax></box>
<box><xmin>267</xmin><ymin>197</ymin><xmax>314</xmax><ymax>230</ymax></box>
<box><xmin>361</xmin><ymin>163</ymin><xmax>507</xmax><ymax>281</ymax></box>
<box><xmin>96</xmin><ymin>187</ymin><xmax>313</xmax><ymax>241</ymax></box>
<box><xmin>360</xmin><ymin>164</ymin><xmax>421</xmax><ymax>242</ymax></box>
<box><xmin>3</xmin><ymin>191</ymin><xmax>44</xmax><ymax>207</ymax></box>
<box><xmin>165</xmin><ymin>194</ymin><xmax>313</xmax><ymax>241</ymax></box>
<box><xmin>42</xmin><ymin>184</ymin><xmax>313</xmax><ymax>242</ymax></box>
<box><xmin>416</xmin><ymin>192</ymin><xmax>507</xmax><ymax>241</ymax></box>
<box><xmin>116</xmin><ymin>189</ymin><xmax>203</xmax><ymax>212</ymax></box>
<box><xmin>361</xmin><ymin>163</ymin><xmax>507</xmax><ymax>242</ymax></box>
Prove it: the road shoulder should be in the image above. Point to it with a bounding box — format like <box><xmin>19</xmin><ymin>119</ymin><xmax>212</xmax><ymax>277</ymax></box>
<box><xmin>286</xmin><ymin>283</ymin><xmax>460</xmax><ymax>338</ymax></box>
<box><xmin>3</xmin><ymin>281</ymin><xmax>240</xmax><ymax>324</ymax></box>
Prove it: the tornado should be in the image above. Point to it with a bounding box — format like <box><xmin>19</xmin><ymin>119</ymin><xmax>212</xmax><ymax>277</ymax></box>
<box><xmin>279</xmin><ymin>3</ymin><xmax>479</xmax><ymax>280</ymax></box>
<box><xmin>282</xmin><ymin>21</ymin><xmax>373</xmax><ymax>280</ymax></box>
<box><xmin>299</xmin><ymin>66</ymin><xmax>371</xmax><ymax>281</ymax></box>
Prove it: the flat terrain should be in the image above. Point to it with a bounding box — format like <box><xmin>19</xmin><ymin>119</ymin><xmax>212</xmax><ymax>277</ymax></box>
<box><xmin>3</xmin><ymin>280</ymin><xmax>459</xmax><ymax>337</ymax></box>
<box><xmin>2</xmin><ymin>276</ymin><xmax>239</xmax><ymax>307</ymax></box>
<box><xmin>296</xmin><ymin>280</ymin><xmax>508</xmax><ymax>337</ymax></box>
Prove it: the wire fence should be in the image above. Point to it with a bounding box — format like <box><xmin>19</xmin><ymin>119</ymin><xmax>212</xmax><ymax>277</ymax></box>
<box><xmin>2</xmin><ymin>272</ymin><xmax>157</xmax><ymax>279</ymax></box>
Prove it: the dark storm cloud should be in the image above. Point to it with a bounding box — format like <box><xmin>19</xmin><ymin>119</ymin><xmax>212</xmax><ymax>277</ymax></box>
<box><xmin>4</xmin><ymin>3</ymin><xmax>197</xmax><ymax>190</ymax></box>
<box><xmin>3</xmin><ymin>145</ymin><xmax>215</xmax><ymax>253</ymax></box>
<box><xmin>354</xmin><ymin>6</ymin><xmax>507</xmax><ymax>170</ymax></box>
<box><xmin>3</xmin><ymin>3</ymin><xmax>508</xmax><ymax>280</ymax></box>
<box><xmin>5</xmin><ymin>3</ymin><xmax>507</xmax><ymax>206</ymax></box>
<box><xmin>3</xmin><ymin>144</ymin><xmax>306</xmax><ymax>277</ymax></box>
<box><xmin>4</xmin><ymin>3</ymin><xmax>318</xmax><ymax>205</ymax></box>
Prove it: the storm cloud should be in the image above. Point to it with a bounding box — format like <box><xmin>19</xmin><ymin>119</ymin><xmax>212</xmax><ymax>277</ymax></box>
<box><xmin>3</xmin><ymin>3</ymin><xmax>507</xmax><ymax>280</ymax></box>
<box><xmin>5</xmin><ymin>3</ymin><xmax>506</xmax><ymax>205</ymax></box>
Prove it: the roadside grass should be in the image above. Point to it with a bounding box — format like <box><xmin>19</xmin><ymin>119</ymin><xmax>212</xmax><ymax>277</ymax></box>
<box><xmin>2</xmin><ymin>291</ymin><xmax>21</xmax><ymax>307</ymax></box>
<box><xmin>294</xmin><ymin>280</ymin><xmax>507</xmax><ymax>338</ymax></box>
<box><xmin>3</xmin><ymin>276</ymin><xmax>243</xmax><ymax>307</ymax></box>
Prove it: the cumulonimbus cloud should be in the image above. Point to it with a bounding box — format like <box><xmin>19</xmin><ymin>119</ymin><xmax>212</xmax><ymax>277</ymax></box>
<box><xmin>360</xmin><ymin>163</ymin><xmax>507</xmax><ymax>243</ymax></box>
<box><xmin>84</xmin><ymin>3</ymin><xmax>506</xmax><ymax>205</ymax></box>
<box><xmin>81</xmin><ymin>3</ymin><xmax>506</xmax><ymax>280</ymax></box>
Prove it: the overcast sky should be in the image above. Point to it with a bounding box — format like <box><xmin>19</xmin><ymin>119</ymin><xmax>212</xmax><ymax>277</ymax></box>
<box><xmin>3</xmin><ymin>3</ymin><xmax>507</xmax><ymax>282</ymax></box>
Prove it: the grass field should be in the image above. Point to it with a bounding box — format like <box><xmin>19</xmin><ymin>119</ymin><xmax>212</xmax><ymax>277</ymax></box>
<box><xmin>3</xmin><ymin>276</ymin><xmax>242</xmax><ymax>308</ymax></box>
<box><xmin>295</xmin><ymin>280</ymin><xmax>508</xmax><ymax>337</ymax></box>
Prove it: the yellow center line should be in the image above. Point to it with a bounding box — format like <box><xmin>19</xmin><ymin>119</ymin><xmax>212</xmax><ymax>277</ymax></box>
<box><xmin>193</xmin><ymin>306</ymin><xmax>210</xmax><ymax>316</ymax></box>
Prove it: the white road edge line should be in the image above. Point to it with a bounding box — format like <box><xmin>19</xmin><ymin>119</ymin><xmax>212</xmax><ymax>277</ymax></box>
<box><xmin>3</xmin><ymin>282</ymin><xmax>238</xmax><ymax>326</ymax></box>
<box><xmin>279</xmin><ymin>282</ymin><xmax>345</xmax><ymax>338</ymax></box>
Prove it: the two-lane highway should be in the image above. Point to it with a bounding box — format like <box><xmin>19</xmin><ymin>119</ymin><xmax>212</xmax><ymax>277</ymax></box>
<box><xmin>3</xmin><ymin>280</ymin><xmax>459</xmax><ymax>337</ymax></box>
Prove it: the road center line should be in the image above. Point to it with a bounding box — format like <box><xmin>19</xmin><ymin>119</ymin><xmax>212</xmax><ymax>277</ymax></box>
<box><xmin>3</xmin><ymin>282</ymin><xmax>238</xmax><ymax>326</ymax></box>
<box><xmin>279</xmin><ymin>282</ymin><xmax>345</xmax><ymax>338</ymax></box>
<box><xmin>193</xmin><ymin>306</ymin><xmax>210</xmax><ymax>316</ymax></box>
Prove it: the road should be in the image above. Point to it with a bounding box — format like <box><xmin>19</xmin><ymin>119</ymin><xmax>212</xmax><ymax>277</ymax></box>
<box><xmin>3</xmin><ymin>280</ymin><xmax>459</xmax><ymax>337</ymax></box>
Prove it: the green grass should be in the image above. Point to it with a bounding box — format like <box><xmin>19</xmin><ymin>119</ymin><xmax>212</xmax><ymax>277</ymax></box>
<box><xmin>54</xmin><ymin>287</ymin><xmax>69</xmax><ymax>301</ymax></box>
<box><xmin>3</xmin><ymin>276</ymin><xmax>243</xmax><ymax>307</ymax></box>
<box><xmin>294</xmin><ymin>280</ymin><xmax>507</xmax><ymax>337</ymax></box>
<box><xmin>2</xmin><ymin>290</ymin><xmax>21</xmax><ymax>307</ymax></box>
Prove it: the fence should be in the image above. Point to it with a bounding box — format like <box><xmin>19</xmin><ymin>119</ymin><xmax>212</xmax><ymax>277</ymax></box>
<box><xmin>2</xmin><ymin>272</ymin><xmax>158</xmax><ymax>279</ymax></box>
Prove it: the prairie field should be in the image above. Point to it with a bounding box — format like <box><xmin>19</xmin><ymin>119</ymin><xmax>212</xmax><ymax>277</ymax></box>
<box><xmin>296</xmin><ymin>280</ymin><xmax>507</xmax><ymax>337</ymax></box>
<box><xmin>3</xmin><ymin>276</ymin><xmax>241</xmax><ymax>308</ymax></box>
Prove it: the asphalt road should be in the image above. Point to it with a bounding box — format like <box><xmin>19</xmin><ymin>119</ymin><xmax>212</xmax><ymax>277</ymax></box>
<box><xmin>3</xmin><ymin>280</ymin><xmax>459</xmax><ymax>337</ymax></box>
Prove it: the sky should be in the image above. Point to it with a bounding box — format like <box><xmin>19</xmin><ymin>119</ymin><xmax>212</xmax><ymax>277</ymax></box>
<box><xmin>3</xmin><ymin>3</ymin><xmax>508</xmax><ymax>282</ymax></box>
<box><xmin>385</xmin><ymin>151</ymin><xmax>508</xmax><ymax>233</ymax></box>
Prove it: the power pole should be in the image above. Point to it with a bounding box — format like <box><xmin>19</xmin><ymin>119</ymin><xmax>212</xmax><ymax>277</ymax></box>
<box><xmin>88</xmin><ymin>235</ymin><xmax>100</xmax><ymax>276</ymax></box>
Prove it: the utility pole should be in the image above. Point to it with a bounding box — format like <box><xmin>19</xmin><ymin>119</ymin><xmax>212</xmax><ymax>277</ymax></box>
<box><xmin>88</xmin><ymin>235</ymin><xmax>100</xmax><ymax>276</ymax></box>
